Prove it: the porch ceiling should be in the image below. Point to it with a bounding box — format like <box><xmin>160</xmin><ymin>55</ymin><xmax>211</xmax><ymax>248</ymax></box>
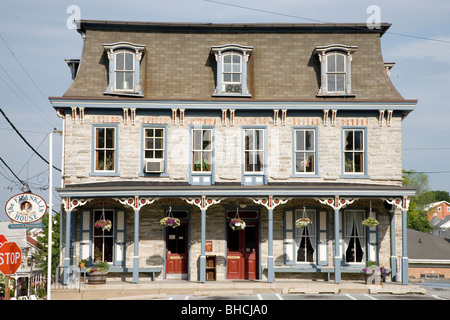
<box><xmin>56</xmin><ymin>181</ymin><xmax>416</xmax><ymax>199</ymax></box>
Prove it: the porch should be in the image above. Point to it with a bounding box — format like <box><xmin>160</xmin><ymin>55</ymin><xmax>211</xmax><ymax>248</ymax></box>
<box><xmin>56</xmin><ymin>181</ymin><xmax>415</xmax><ymax>286</ymax></box>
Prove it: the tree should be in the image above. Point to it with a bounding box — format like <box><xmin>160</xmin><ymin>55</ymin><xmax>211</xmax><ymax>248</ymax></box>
<box><xmin>35</xmin><ymin>211</ymin><xmax>60</xmax><ymax>282</ymax></box>
<box><xmin>402</xmin><ymin>170</ymin><xmax>433</xmax><ymax>233</ymax></box>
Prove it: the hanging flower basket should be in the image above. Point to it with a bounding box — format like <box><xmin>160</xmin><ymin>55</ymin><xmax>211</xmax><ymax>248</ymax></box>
<box><xmin>362</xmin><ymin>217</ymin><xmax>379</xmax><ymax>227</ymax></box>
<box><xmin>296</xmin><ymin>217</ymin><xmax>312</xmax><ymax>229</ymax></box>
<box><xmin>230</xmin><ymin>218</ymin><xmax>246</xmax><ymax>231</ymax></box>
<box><xmin>94</xmin><ymin>219</ymin><xmax>112</xmax><ymax>232</ymax></box>
<box><xmin>160</xmin><ymin>217</ymin><xmax>180</xmax><ymax>228</ymax></box>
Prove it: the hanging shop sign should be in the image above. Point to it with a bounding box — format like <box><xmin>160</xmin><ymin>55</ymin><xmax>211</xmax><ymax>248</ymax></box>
<box><xmin>4</xmin><ymin>193</ymin><xmax>48</xmax><ymax>224</ymax></box>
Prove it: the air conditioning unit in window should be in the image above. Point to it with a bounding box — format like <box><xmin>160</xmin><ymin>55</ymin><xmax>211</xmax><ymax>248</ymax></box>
<box><xmin>225</xmin><ymin>84</ymin><xmax>242</xmax><ymax>93</ymax></box>
<box><xmin>145</xmin><ymin>160</ymin><xmax>164</xmax><ymax>173</ymax></box>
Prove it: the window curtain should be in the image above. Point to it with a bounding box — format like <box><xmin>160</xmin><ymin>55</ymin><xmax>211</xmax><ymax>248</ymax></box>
<box><xmin>344</xmin><ymin>211</ymin><xmax>364</xmax><ymax>257</ymax></box>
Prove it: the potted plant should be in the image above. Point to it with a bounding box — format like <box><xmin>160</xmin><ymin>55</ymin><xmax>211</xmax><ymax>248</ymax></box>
<box><xmin>160</xmin><ymin>216</ymin><xmax>180</xmax><ymax>228</ymax></box>
<box><xmin>362</xmin><ymin>261</ymin><xmax>386</xmax><ymax>284</ymax></box>
<box><xmin>87</xmin><ymin>261</ymin><xmax>110</xmax><ymax>284</ymax></box>
<box><xmin>362</xmin><ymin>217</ymin><xmax>379</xmax><ymax>227</ymax></box>
<box><xmin>230</xmin><ymin>218</ymin><xmax>246</xmax><ymax>231</ymax></box>
<box><xmin>296</xmin><ymin>217</ymin><xmax>312</xmax><ymax>229</ymax></box>
<box><xmin>94</xmin><ymin>219</ymin><xmax>112</xmax><ymax>232</ymax></box>
<box><xmin>79</xmin><ymin>259</ymin><xmax>86</xmax><ymax>268</ymax></box>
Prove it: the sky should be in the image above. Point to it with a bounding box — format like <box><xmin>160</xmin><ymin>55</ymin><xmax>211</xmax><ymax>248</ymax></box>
<box><xmin>0</xmin><ymin>0</ymin><xmax>449</xmax><ymax>221</ymax></box>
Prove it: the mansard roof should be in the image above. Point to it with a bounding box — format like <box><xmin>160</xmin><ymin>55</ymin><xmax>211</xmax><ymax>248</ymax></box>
<box><xmin>62</xmin><ymin>20</ymin><xmax>408</xmax><ymax>102</ymax></box>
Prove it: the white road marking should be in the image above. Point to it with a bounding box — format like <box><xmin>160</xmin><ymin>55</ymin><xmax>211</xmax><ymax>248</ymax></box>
<box><xmin>345</xmin><ymin>294</ymin><xmax>357</xmax><ymax>300</ymax></box>
<box><xmin>432</xmin><ymin>295</ymin><xmax>446</xmax><ymax>300</ymax></box>
<box><xmin>363</xmin><ymin>294</ymin><xmax>377</xmax><ymax>300</ymax></box>
<box><xmin>275</xmin><ymin>293</ymin><xmax>283</xmax><ymax>300</ymax></box>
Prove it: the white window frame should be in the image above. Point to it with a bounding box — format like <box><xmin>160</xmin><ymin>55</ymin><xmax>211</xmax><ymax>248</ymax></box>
<box><xmin>104</xmin><ymin>42</ymin><xmax>145</xmax><ymax>97</ymax></box>
<box><xmin>244</xmin><ymin>128</ymin><xmax>265</xmax><ymax>173</ymax></box>
<box><xmin>114</xmin><ymin>49</ymin><xmax>135</xmax><ymax>92</ymax></box>
<box><xmin>92</xmin><ymin>209</ymin><xmax>115</xmax><ymax>263</ymax></box>
<box><xmin>326</xmin><ymin>52</ymin><xmax>346</xmax><ymax>93</ymax></box>
<box><xmin>342</xmin><ymin>127</ymin><xmax>367</xmax><ymax>175</ymax></box>
<box><xmin>294</xmin><ymin>209</ymin><xmax>317</xmax><ymax>263</ymax></box>
<box><xmin>294</xmin><ymin>128</ymin><xmax>316</xmax><ymax>174</ymax></box>
<box><xmin>192</xmin><ymin>128</ymin><xmax>213</xmax><ymax>173</ymax></box>
<box><xmin>144</xmin><ymin>127</ymin><xmax>165</xmax><ymax>161</ymax></box>
<box><xmin>344</xmin><ymin>210</ymin><xmax>366</xmax><ymax>264</ymax></box>
<box><xmin>222</xmin><ymin>51</ymin><xmax>242</xmax><ymax>92</ymax></box>
<box><xmin>94</xmin><ymin>126</ymin><xmax>117</xmax><ymax>173</ymax></box>
<box><xmin>314</xmin><ymin>44</ymin><xmax>357</xmax><ymax>96</ymax></box>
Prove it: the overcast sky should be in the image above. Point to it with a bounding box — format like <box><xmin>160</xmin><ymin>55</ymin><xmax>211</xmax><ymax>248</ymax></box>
<box><xmin>0</xmin><ymin>0</ymin><xmax>449</xmax><ymax>221</ymax></box>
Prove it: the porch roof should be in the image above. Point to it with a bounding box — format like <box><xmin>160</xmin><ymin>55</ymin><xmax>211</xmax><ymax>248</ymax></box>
<box><xmin>56</xmin><ymin>181</ymin><xmax>416</xmax><ymax>199</ymax></box>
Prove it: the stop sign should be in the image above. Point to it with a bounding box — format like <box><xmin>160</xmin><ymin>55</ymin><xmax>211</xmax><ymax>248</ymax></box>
<box><xmin>0</xmin><ymin>235</ymin><xmax>7</xmax><ymax>246</ymax></box>
<box><xmin>0</xmin><ymin>242</ymin><xmax>22</xmax><ymax>275</ymax></box>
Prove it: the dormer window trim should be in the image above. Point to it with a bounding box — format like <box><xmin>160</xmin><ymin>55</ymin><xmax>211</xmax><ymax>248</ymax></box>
<box><xmin>103</xmin><ymin>42</ymin><xmax>145</xmax><ymax>97</ymax></box>
<box><xmin>211</xmin><ymin>44</ymin><xmax>253</xmax><ymax>98</ymax></box>
<box><xmin>314</xmin><ymin>44</ymin><xmax>357</xmax><ymax>97</ymax></box>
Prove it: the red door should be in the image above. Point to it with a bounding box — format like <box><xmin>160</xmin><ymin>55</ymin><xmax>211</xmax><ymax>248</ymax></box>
<box><xmin>166</xmin><ymin>223</ymin><xmax>188</xmax><ymax>278</ymax></box>
<box><xmin>227</xmin><ymin>222</ymin><xmax>258</xmax><ymax>280</ymax></box>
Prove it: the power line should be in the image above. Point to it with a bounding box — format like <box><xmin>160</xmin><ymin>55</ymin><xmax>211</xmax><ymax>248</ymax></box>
<box><xmin>0</xmin><ymin>156</ymin><xmax>25</xmax><ymax>186</ymax></box>
<box><xmin>0</xmin><ymin>108</ymin><xmax>61</xmax><ymax>172</ymax></box>
<box><xmin>204</xmin><ymin>0</ymin><xmax>450</xmax><ymax>45</ymax></box>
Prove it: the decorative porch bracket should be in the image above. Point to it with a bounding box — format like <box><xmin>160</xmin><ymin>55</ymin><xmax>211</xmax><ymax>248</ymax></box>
<box><xmin>182</xmin><ymin>196</ymin><xmax>224</xmax><ymax>282</ymax></box>
<box><xmin>62</xmin><ymin>197</ymin><xmax>93</xmax><ymax>285</ymax></box>
<box><xmin>383</xmin><ymin>196</ymin><xmax>410</xmax><ymax>285</ymax></box>
<box><xmin>250</xmin><ymin>196</ymin><xmax>291</xmax><ymax>283</ymax></box>
<box><xmin>115</xmin><ymin>196</ymin><xmax>159</xmax><ymax>283</ymax></box>
<box><xmin>316</xmin><ymin>196</ymin><xmax>356</xmax><ymax>284</ymax></box>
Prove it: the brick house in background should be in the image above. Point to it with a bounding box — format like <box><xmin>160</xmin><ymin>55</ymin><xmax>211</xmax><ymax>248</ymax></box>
<box><xmin>49</xmin><ymin>20</ymin><xmax>417</xmax><ymax>286</ymax></box>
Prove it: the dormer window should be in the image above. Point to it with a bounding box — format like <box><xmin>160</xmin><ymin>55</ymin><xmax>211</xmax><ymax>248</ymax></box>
<box><xmin>211</xmin><ymin>44</ymin><xmax>252</xmax><ymax>97</ymax></box>
<box><xmin>314</xmin><ymin>44</ymin><xmax>357</xmax><ymax>97</ymax></box>
<box><xmin>104</xmin><ymin>42</ymin><xmax>145</xmax><ymax>97</ymax></box>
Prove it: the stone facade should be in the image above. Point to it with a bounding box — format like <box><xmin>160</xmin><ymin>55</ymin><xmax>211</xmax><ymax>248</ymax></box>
<box><xmin>53</xmin><ymin>21</ymin><xmax>416</xmax><ymax>285</ymax></box>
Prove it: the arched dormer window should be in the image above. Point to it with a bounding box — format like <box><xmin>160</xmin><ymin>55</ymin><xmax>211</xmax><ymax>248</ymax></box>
<box><xmin>314</xmin><ymin>44</ymin><xmax>357</xmax><ymax>96</ymax></box>
<box><xmin>103</xmin><ymin>42</ymin><xmax>145</xmax><ymax>97</ymax></box>
<box><xmin>211</xmin><ymin>44</ymin><xmax>253</xmax><ymax>97</ymax></box>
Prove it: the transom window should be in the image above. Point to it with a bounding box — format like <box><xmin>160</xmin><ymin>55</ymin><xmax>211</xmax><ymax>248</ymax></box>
<box><xmin>95</xmin><ymin>127</ymin><xmax>116</xmax><ymax>172</ymax></box>
<box><xmin>244</xmin><ymin>129</ymin><xmax>264</xmax><ymax>173</ymax></box>
<box><xmin>144</xmin><ymin>128</ymin><xmax>164</xmax><ymax>160</ymax></box>
<box><xmin>192</xmin><ymin>129</ymin><xmax>212</xmax><ymax>172</ymax></box>
<box><xmin>115</xmin><ymin>50</ymin><xmax>135</xmax><ymax>91</ymax></box>
<box><xmin>343</xmin><ymin>128</ymin><xmax>365</xmax><ymax>174</ymax></box>
<box><xmin>294</xmin><ymin>129</ymin><xmax>316</xmax><ymax>174</ymax></box>
<box><xmin>326</xmin><ymin>52</ymin><xmax>346</xmax><ymax>92</ymax></box>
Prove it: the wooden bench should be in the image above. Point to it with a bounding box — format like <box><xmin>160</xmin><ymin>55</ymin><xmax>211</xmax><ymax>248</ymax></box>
<box><xmin>81</xmin><ymin>266</ymin><xmax>163</xmax><ymax>282</ymax></box>
<box><xmin>273</xmin><ymin>266</ymin><xmax>391</xmax><ymax>282</ymax></box>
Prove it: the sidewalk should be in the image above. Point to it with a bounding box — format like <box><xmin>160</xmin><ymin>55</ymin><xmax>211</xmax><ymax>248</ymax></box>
<box><xmin>50</xmin><ymin>279</ymin><xmax>427</xmax><ymax>300</ymax></box>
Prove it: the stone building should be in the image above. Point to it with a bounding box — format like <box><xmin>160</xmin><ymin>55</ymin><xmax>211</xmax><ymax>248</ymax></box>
<box><xmin>50</xmin><ymin>20</ymin><xmax>417</xmax><ymax>285</ymax></box>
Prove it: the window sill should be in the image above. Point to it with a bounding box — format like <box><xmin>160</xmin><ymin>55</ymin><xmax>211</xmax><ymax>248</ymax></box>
<box><xmin>291</xmin><ymin>173</ymin><xmax>321</xmax><ymax>178</ymax></box>
<box><xmin>104</xmin><ymin>91</ymin><xmax>143</xmax><ymax>98</ymax></box>
<box><xmin>138</xmin><ymin>173</ymin><xmax>169</xmax><ymax>177</ymax></box>
<box><xmin>339</xmin><ymin>174</ymin><xmax>371</xmax><ymax>179</ymax></box>
<box><xmin>212</xmin><ymin>93</ymin><xmax>252</xmax><ymax>98</ymax></box>
<box><xmin>90</xmin><ymin>172</ymin><xmax>120</xmax><ymax>177</ymax></box>
<box><xmin>316</xmin><ymin>93</ymin><xmax>356</xmax><ymax>98</ymax></box>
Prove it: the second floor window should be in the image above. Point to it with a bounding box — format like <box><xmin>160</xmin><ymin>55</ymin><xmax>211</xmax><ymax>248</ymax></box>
<box><xmin>343</xmin><ymin>128</ymin><xmax>365</xmax><ymax>174</ymax></box>
<box><xmin>244</xmin><ymin>129</ymin><xmax>264</xmax><ymax>173</ymax></box>
<box><xmin>294</xmin><ymin>129</ymin><xmax>316</xmax><ymax>174</ymax></box>
<box><xmin>144</xmin><ymin>128</ymin><xmax>164</xmax><ymax>160</ymax></box>
<box><xmin>95</xmin><ymin>127</ymin><xmax>116</xmax><ymax>172</ymax></box>
<box><xmin>192</xmin><ymin>129</ymin><xmax>212</xmax><ymax>172</ymax></box>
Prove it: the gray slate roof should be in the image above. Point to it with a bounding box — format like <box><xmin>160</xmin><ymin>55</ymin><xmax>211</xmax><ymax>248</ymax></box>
<box><xmin>408</xmin><ymin>228</ymin><xmax>450</xmax><ymax>260</ymax></box>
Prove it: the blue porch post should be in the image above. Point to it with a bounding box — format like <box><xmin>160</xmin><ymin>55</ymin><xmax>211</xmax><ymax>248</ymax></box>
<box><xmin>267</xmin><ymin>208</ymin><xmax>274</xmax><ymax>283</ymax></box>
<box><xmin>333</xmin><ymin>208</ymin><xmax>341</xmax><ymax>283</ymax></box>
<box><xmin>390</xmin><ymin>209</ymin><xmax>398</xmax><ymax>282</ymax></box>
<box><xmin>401</xmin><ymin>209</ymin><xmax>409</xmax><ymax>285</ymax></box>
<box><xmin>200</xmin><ymin>208</ymin><xmax>206</xmax><ymax>283</ymax></box>
<box><xmin>63</xmin><ymin>210</ymin><xmax>72</xmax><ymax>285</ymax></box>
<box><xmin>133</xmin><ymin>208</ymin><xmax>139</xmax><ymax>283</ymax></box>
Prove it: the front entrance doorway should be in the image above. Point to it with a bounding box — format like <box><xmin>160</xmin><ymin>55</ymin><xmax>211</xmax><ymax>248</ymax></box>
<box><xmin>227</xmin><ymin>219</ymin><xmax>259</xmax><ymax>280</ymax></box>
<box><xmin>165</xmin><ymin>223</ymin><xmax>188</xmax><ymax>279</ymax></box>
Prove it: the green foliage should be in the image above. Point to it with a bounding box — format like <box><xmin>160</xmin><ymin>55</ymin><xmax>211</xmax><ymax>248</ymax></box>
<box><xmin>35</xmin><ymin>211</ymin><xmax>60</xmax><ymax>278</ymax></box>
<box><xmin>402</xmin><ymin>170</ymin><xmax>433</xmax><ymax>233</ymax></box>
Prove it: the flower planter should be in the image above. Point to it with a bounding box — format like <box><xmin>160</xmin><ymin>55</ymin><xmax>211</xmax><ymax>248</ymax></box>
<box><xmin>87</xmin><ymin>271</ymin><xmax>107</xmax><ymax>284</ymax></box>
<box><xmin>364</xmin><ymin>271</ymin><xmax>382</xmax><ymax>284</ymax></box>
